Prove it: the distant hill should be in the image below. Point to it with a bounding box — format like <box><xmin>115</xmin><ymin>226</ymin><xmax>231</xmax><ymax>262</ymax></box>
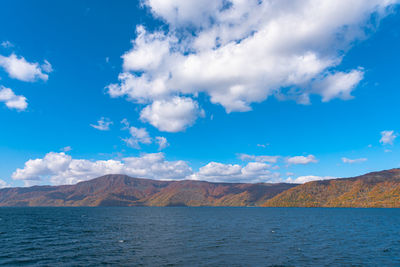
<box><xmin>0</xmin><ymin>174</ymin><xmax>296</xmax><ymax>207</ymax></box>
<box><xmin>3</xmin><ymin>169</ymin><xmax>400</xmax><ymax>207</ymax></box>
<box><xmin>263</xmin><ymin>169</ymin><xmax>400</xmax><ymax>208</ymax></box>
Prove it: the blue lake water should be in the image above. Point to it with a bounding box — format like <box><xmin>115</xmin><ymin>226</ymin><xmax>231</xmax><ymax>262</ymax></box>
<box><xmin>0</xmin><ymin>207</ymin><xmax>399</xmax><ymax>266</ymax></box>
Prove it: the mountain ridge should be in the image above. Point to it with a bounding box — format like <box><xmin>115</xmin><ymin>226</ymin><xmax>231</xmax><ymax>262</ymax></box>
<box><xmin>263</xmin><ymin>168</ymin><xmax>400</xmax><ymax>207</ymax></box>
<box><xmin>0</xmin><ymin>174</ymin><xmax>296</xmax><ymax>207</ymax></box>
<box><xmin>2</xmin><ymin>168</ymin><xmax>400</xmax><ymax>207</ymax></box>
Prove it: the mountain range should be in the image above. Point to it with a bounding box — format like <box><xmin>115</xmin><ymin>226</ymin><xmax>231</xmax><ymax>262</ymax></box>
<box><xmin>1</xmin><ymin>168</ymin><xmax>400</xmax><ymax>207</ymax></box>
<box><xmin>0</xmin><ymin>175</ymin><xmax>295</xmax><ymax>207</ymax></box>
<box><xmin>263</xmin><ymin>168</ymin><xmax>400</xmax><ymax>208</ymax></box>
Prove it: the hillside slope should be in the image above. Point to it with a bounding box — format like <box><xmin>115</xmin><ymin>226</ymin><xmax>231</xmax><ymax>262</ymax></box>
<box><xmin>263</xmin><ymin>169</ymin><xmax>400</xmax><ymax>207</ymax></box>
<box><xmin>0</xmin><ymin>174</ymin><xmax>296</xmax><ymax>207</ymax></box>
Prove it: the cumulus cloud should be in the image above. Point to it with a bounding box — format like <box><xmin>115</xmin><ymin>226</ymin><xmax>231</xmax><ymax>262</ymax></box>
<box><xmin>107</xmin><ymin>0</ymin><xmax>396</xmax><ymax>130</ymax></box>
<box><xmin>286</xmin><ymin>175</ymin><xmax>334</xmax><ymax>184</ymax></box>
<box><xmin>0</xmin><ymin>179</ymin><xmax>9</xmax><ymax>188</ymax></box>
<box><xmin>0</xmin><ymin>54</ymin><xmax>51</xmax><ymax>82</ymax></box>
<box><xmin>122</xmin><ymin>25</ymin><xmax>172</xmax><ymax>72</ymax></box>
<box><xmin>140</xmin><ymin>96</ymin><xmax>204</xmax><ymax>132</ymax></box>
<box><xmin>380</xmin><ymin>130</ymin><xmax>397</xmax><ymax>145</ymax></box>
<box><xmin>286</xmin><ymin>155</ymin><xmax>318</xmax><ymax>165</ymax></box>
<box><xmin>156</xmin><ymin>136</ymin><xmax>169</xmax><ymax>150</ymax></box>
<box><xmin>311</xmin><ymin>69</ymin><xmax>364</xmax><ymax>103</ymax></box>
<box><xmin>11</xmin><ymin>151</ymin><xmax>284</xmax><ymax>185</ymax></box>
<box><xmin>197</xmin><ymin>162</ymin><xmax>242</xmax><ymax>177</ymax></box>
<box><xmin>144</xmin><ymin>0</ymin><xmax>222</xmax><ymax>28</ymax></box>
<box><xmin>189</xmin><ymin>161</ymin><xmax>279</xmax><ymax>183</ymax></box>
<box><xmin>120</xmin><ymin>119</ymin><xmax>169</xmax><ymax>149</ymax></box>
<box><xmin>238</xmin><ymin>153</ymin><xmax>279</xmax><ymax>163</ymax></box>
<box><xmin>12</xmin><ymin>152</ymin><xmax>193</xmax><ymax>186</ymax></box>
<box><xmin>90</xmin><ymin>117</ymin><xmax>113</xmax><ymax>131</ymax></box>
<box><xmin>342</xmin><ymin>157</ymin><xmax>367</xmax><ymax>164</ymax></box>
<box><xmin>0</xmin><ymin>86</ymin><xmax>28</xmax><ymax>111</ymax></box>
<box><xmin>122</xmin><ymin>126</ymin><xmax>152</xmax><ymax>149</ymax></box>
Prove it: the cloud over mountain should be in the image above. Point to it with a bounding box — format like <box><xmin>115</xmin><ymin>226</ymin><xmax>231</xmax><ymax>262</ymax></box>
<box><xmin>286</xmin><ymin>175</ymin><xmax>333</xmax><ymax>184</ymax></box>
<box><xmin>12</xmin><ymin>152</ymin><xmax>193</xmax><ymax>186</ymax></box>
<box><xmin>0</xmin><ymin>179</ymin><xmax>9</xmax><ymax>188</ymax></box>
<box><xmin>12</xmin><ymin>152</ymin><xmax>283</xmax><ymax>185</ymax></box>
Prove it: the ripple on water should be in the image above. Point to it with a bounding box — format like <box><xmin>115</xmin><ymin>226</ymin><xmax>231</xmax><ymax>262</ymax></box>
<box><xmin>0</xmin><ymin>207</ymin><xmax>399</xmax><ymax>266</ymax></box>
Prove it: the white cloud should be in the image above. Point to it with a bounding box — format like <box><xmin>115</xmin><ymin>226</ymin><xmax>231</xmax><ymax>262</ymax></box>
<box><xmin>286</xmin><ymin>175</ymin><xmax>333</xmax><ymax>184</ymax></box>
<box><xmin>0</xmin><ymin>86</ymin><xmax>27</xmax><ymax>111</ymax></box>
<box><xmin>197</xmin><ymin>162</ymin><xmax>242</xmax><ymax>177</ymax></box>
<box><xmin>1</xmin><ymin>41</ymin><xmax>13</xmax><ymax>48</ymax></box>
<box><xmin>257</xmin><ymin>143</ymin><xmax>269</xmax><ymax>148</ymax></box>
<box><xmin>312</xmin><ymin>69</ymin><xmax>364</xmax><ymax>102</ymax></box>
<box><xmin>12</xmin><ymin>152</ymin><xmax>193</xmax><ymax>186</ymax></box>
<box><xmin>61</xmin><ymin>146</ymin><xmax>72</xmax><ymax>152</ymax></box>
<box><xmin>90</xmin><ymin>117</ymin><xmax>113</xmax><ymax>131</ymax></box>
<box><xmin>107</xmin><ymin>0</ymin><xmax>396</xmax><ymax>130</ymax></box>
<box><xmin>122</xmin><ymin>126</ymin><xmax>152</xmax><ymax>149</ymax></box>
<box><xmin>120</xmin><ymin>118</ymin><xmax>130</xmax><ymax>129</ymax></box>
<box><xmin>238</xmin><ymin>153</ymin><xmax>279</xmax><ymax>163</ymax></box>
<box><xmin>41</xmin><ymin>60</ymin><xmax>53</xmax><ymax>73</ymax></box>
<box><xmin>0</xmin><ymin>54</ymin><xmax>51</xmax><ymax>82</ymax></box>
<box><xmin>0</xmin><ymin>179</ymin><xmax>9</xmax><ymax>188</ymax></box>
<box><xmin>380</xmin><ymin>130</ymin><xmax>397</xmax><ymax>145</ymax></box>
<box><xmin>342</xmin><ymin>157</ymin><xmax>367</xmax><ymax>164</ymax></box>
<box><xmin>156</xmin><ymin>136</ymin><xmax>169</xmax><ymax>150</ymax></box>
<box><xmin>144</xmin><ymin>0</ymin><xmax>222</xmax><ymax>28</ymax></box>
<box><xmin>122</xmin><ymin>25</ymin><xmax>172</xmax><ymax>72</ymax></box>
<box><xmin>121</xmin><ymin>119</ymin><xmax>169</xmax><ymax>150</ymax></box>
<box><xmin>286</xmin><ymin>155</ymin><xmax>318</xmax><ymax>165</ymax></box>
<box><xmin>140</xmin><ymin>96</ymin><xmax>204</xmax><ymax>132</ymax></box>
<box><xmin>11</xmin><ymin>151</ymin><xmax>284</xmax><ymax>186</ymax></box>
<box><xmin>189</xmin><ymin>161</ymin><xmax>279</xmax><ymax>183</ymax></box>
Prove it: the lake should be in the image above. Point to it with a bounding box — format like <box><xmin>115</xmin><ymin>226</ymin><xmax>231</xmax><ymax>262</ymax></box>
<box><xmin>0</xmin><ymin>207</ymin><xmax>399</xmax><ymax>266</ymax></box>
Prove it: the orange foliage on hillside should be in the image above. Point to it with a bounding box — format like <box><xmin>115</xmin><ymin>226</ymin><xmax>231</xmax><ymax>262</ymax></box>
<box><xmin>263</xmin><ymin>169</ymin><xmax>400</xmax><ymax>207</ymax></box>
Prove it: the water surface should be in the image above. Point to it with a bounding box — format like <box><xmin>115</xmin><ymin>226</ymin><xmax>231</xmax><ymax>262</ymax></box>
<box><xmin>0</xmin><ymin>207</ymin><xmax>399</xmax><ymax>266</ymax></box>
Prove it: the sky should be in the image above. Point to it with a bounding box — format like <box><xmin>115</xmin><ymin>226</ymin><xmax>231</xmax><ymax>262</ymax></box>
<box><xmin>1</xmin><ymin>0</ymin><xmax>400</xmax><ymax>188</ymax></box>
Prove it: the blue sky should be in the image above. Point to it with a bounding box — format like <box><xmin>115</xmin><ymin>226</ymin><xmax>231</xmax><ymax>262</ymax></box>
<box><xmin>1</xmin><ymin>0</ymin><xmax>400</xmax><ymax>187</ymax></box>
